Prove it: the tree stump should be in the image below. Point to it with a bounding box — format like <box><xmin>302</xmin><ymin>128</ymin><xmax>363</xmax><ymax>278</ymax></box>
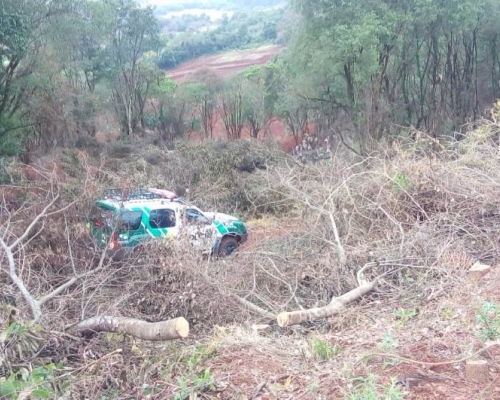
<box><xmin>468</xmin><ymin>262</ymin><xmax>491</xmax><ymax>282</ymax></box>
<box><xmin>465</xmin><ymin>359</ymin><xmax>489</xmax><ymax>383</ymax></box>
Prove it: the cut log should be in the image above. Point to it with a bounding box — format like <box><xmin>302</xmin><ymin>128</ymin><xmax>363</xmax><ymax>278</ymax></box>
<box><xmin>465</xmin><ymin>359</ymin><xmax>489</xmax><ymax>383</ymax></box>
<box><xmin>74</xmin><ymin>316</ymin><xmax>189</xmax><ymax>341</ymax></box>
<box><xmin>277</xmin><ymin>280</ymin><xmax>377</xmax><ymax>327</ymax></box>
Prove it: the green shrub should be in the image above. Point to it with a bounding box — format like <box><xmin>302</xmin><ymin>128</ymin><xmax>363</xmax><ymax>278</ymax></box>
<box><xmin>0</xmin><ymin>323</ymin><xmax>61</xmax><ymax>400</ymax></box>
<box><xmin>107</xmin><ymin>142</ymin><xmax>134</xmax><ymax>159</ymax></box>
<box><xmin>0</xmin><ymin>116</ymin><xmax>24</xmax><ymax>157</ymax></box>
<box><xmin>477</xmin><ymin>301</ymin><xmax>500</xmax><ymax>340</ymax></box>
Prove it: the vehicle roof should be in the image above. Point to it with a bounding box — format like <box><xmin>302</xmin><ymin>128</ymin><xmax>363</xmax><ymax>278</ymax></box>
<box><xmin>95</xmin><ymin>198</ymin><xmax>190</xmax><ymax>211</ymax></box>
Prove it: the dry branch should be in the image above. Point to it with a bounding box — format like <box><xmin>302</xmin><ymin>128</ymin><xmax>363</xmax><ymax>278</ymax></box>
<box><xmin>277</xmin><ymin>280</ymin><xmax>377</xmax><ymax>327</ymax></box>
<box><xmin>74</xmin><ymin>316</ymin><xmax>190</xmax><ymax>341</ymax></box>
<box><xmin>277</xmin><ymin>262</ymin><xmax>379</xmax><ymax>327</ymax></box>
<box><xmin>229</xmin><ymin>293</ymin><xmax>276</xmax><ymax>320</ymax></box>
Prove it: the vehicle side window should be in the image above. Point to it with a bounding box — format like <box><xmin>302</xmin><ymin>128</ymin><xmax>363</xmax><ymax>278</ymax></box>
<box><xmin>118</xmin><ymin>210</ymin><xmax>143</xmax><ymax>230</ymax></box>
<box><xmin>186</xmin><ymin>208</ymin><xmax>209</xmax><ymax>225</ymax></box>
<box><xmin>149</xmin><ymin>209</ymin><xmax>176</xmax><ymax>229</ymax></box>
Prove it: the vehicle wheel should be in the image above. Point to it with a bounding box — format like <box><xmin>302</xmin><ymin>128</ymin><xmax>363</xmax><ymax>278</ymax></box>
<box><xmin>218</xmin><ymin>236</ymin><xmax>239</xmax><ymax>257</ymax></box>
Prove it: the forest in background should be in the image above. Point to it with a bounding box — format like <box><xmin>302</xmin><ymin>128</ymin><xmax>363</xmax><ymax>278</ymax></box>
<box><xmin>3</xmin><ymin>0</ymin><xmax>500</xmax><ymax>160</ymax></box>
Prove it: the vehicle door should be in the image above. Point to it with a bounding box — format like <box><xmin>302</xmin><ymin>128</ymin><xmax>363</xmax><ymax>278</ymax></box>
<box><xmin>147</xmin><ymin>207</ymin><xmax>178</xmax><ymax>240</ymax></box>
<box><xmin>184</xmin><ymin>207</ymin><xmax>217</xmax><ymax>252</ymax></box>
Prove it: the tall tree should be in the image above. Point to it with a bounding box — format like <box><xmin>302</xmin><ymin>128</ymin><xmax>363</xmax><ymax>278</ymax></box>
<box><xmin>108</xmin><ymin>0</ymin><xmax>160</xmax><ymax>135</ymax></box>
<box><xmin>241</xmin><ymin>64</ymin><xmax>280</xmax><ymax>139</ymax></box>
<box><xmin>146</xmin><ymin>76</ymin><xmax>187</xmax><ymax>145</ymax></box>
<box><xmin>287</xmin><ymin>0</ymin><xmax>492</xmax><ymax>147</ymax></box>
<box><xmin>183</xmin><ymin>70</ymin><xmax>221</xmax><ymax>140</ymax></box>
<box><xmin>218</xmin><ymin>79</ymin><xmax>244</xmax><ymax>141</ymax></box>
<box><xmin>0</xmin><ymin>0</ymin><xmax>72</xmax><ymax>154</ymax></box>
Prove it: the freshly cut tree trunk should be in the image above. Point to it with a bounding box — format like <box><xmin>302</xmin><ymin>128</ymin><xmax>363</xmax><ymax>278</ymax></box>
<box><xmin>277</xmin><ymin>280</ymin><xmax>377</xmax><ymax>327</ymax></box>
<box><xmin>465</xmin><ymin>360</ymin><xmax>489</xmax><ymax>383</ymax></box>
<box><xmin>75</xmin><ymin>316</ymin><xmax>189</xmax><ymax>341</ymax></box>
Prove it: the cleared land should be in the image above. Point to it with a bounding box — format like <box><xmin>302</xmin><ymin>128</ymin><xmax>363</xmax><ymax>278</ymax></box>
<box><xmin>166</xmin><ymin>44</ymin><xmax>282</xmax><ymax>83</ymax></box>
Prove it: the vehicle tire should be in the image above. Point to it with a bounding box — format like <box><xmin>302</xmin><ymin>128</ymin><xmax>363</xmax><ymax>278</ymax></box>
<box><xmin>218</xmin><ymin>236</ymin><xmax>239</xmax><ymax>257</ymax></box>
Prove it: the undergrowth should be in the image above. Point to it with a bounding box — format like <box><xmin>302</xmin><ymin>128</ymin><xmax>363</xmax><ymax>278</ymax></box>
<box><xmin>346</xmin><ymin>374</ymin><xmax>406</xmax><ymax>400</ymax></box>
<box><xmin>3</xmin><ymin>111</ymin><xmax>500</xmax><ymax>397</ymax></box>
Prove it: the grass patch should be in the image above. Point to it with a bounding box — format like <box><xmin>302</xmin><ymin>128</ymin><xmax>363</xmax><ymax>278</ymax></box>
<box><xmin>346</xmin><ymin>374</ymin><xmax>405</xmax><ymax>400</ymax></box>
<box><xmin>310</xmin><ymin>336</ymin><xmax>340</xmax><ymax>361</ymax></box>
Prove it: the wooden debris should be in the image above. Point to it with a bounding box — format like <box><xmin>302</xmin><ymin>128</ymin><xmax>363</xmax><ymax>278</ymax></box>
<box><xmin>74</xmin><ymin>316</ymin><xmax>189</xmax><ymax>341</ymax></box>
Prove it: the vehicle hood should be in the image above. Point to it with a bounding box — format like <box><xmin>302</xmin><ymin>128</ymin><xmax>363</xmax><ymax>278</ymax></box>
<box><xmin>204</xmin><ymin>212</ymin><xmax>247</xmax><ymax>237</ymax></box>
<box><xmin>203</xmin><ymin>212</ymin><xmax>239</xmax><ymax>223</ymax></box>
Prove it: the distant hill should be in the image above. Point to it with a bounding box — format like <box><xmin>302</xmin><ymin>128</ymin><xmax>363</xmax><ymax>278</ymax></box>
<box><xmin>165</xmin><ymin>44</ymin><xmax>282</xmax><ymax>83</ymax></box>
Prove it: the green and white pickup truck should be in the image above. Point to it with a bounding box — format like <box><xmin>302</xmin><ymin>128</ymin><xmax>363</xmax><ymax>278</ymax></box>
<box><xmin>86</xmin><ymin>188</ymin><xmax>248</xmax><ymax>259</ymax></box>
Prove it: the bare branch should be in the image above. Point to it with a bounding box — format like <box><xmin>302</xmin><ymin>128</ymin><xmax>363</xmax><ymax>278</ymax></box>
<box><xmin>38</xmin><ymin>246</ymin><xmax>108</xmax><ymax>306</ymax></box>
<box><xmin>276</xmin><ymin>261</ymin><xmax>385</xmax><ymax>327</ymax></box>
<box><xmin>9</xmin><ymin>192</ymin><xmax>60</xmax><ymax>250</ymax></box>
<box><xmin>229</xmin><ymin>292</ymin><xmax>277</xmax><ymax>320</ymax></box>
<box><xmin>277</xmin><ymin>278</ymin><xmax>378</xmax><ymax>327</ymax></box>
<box><xmin>328</xmin><ymin>207</ymin><xmax>346</xmax><ymax>266</ymax></box>
<box><xmin>0</xmin><ymin>236</ymin><xmax>41</xmax><ymax>319</ymax></box>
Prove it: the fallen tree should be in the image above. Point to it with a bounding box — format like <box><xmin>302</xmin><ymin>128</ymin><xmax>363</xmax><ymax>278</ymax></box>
<box><xmin>74</xmin><ymin>316</ymin><xmax>190</xmax><ymax>341</ymax></box>
<box><xmin>277</xmin><ymin>262</ymin><xmax>380</xmax><ymax>327</ymax></box>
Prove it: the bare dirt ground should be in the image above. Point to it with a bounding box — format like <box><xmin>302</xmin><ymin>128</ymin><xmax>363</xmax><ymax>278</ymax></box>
<box><xmin>166</xmin><ymin>44</ymin><xmax>283</xmax><ymax>83</ymax></box>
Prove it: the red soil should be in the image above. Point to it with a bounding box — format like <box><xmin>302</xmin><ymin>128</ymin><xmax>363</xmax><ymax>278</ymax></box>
<box><xmin>166</xmin><ymin>44</ymin><xmax>283</xmax><ymax>84</ymax></box>
<box><xmin>189</xmin><ymin>110</ymin><xmax>315</xmax><ymax>153</ymax></box>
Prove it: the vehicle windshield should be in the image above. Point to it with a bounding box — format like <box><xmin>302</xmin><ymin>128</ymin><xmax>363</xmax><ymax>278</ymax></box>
<box><xmin>186</xmin><ymin>208</ymin><xmax>210</xmax><ymax>225</ymax></box>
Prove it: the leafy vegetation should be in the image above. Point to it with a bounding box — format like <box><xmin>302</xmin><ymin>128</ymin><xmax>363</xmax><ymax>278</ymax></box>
<box><xmin>157</xmin><ymin>9</ymin><xmax>281</xmax><ymax>69</ymax></box>
<box><xmin>346</xmin><ymin>374</ymin><xmax>405</xmax><ymax>400</ymax></box>
<box><xmin>310</xmin><ymin>337</ymin><xmax>340</xmax><ymax>361</ymax></box>
<box><xmin>477</xmin><ymin>301</ymin><xmax>500</xmax><ymax>341</ymax></box>
<box><xmin>145</xmin><ymin>0</ymin><xmax>284</xmax><ymax>14</ymax></box>
<box><xmin>283</xmin><ymin>0</ymin><xmax>500</xmax><ymax>151</ymax></box>
<box><xmin>1</xmin><ymin>323</ymin><xmax>61</xmax><ymax>399</ymax></box>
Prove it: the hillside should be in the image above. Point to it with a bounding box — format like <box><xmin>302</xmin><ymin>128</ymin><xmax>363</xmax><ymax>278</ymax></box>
<box><xmin>165</xmin><ymin>44</ymin><xmax>282</xmax><ymax>82</ymax></box>
<box><xmin>3</xmin><ymin>123</ymin><xmax>500</xmax><ymax>398</ymax></box>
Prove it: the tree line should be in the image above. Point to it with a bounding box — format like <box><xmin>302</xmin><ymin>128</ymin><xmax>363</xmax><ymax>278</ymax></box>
<box><xmin>0</xmin><ymin>0</ymin><xmax>162</xmax><ymax>155</ymax></box>
<box><xmin>283</xmin><ymin>0</ymin><xmax>500</xmax><ymax>153</ymax></box>
<box><xmin>2</xmin><ymin>0</ymin><xmax>500</xmax><ymax>158</ymax></box>
<box><xmin>0</xmin><ymin>0</ymin><xmax>285</xmax><ymax>156</ymax></box>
